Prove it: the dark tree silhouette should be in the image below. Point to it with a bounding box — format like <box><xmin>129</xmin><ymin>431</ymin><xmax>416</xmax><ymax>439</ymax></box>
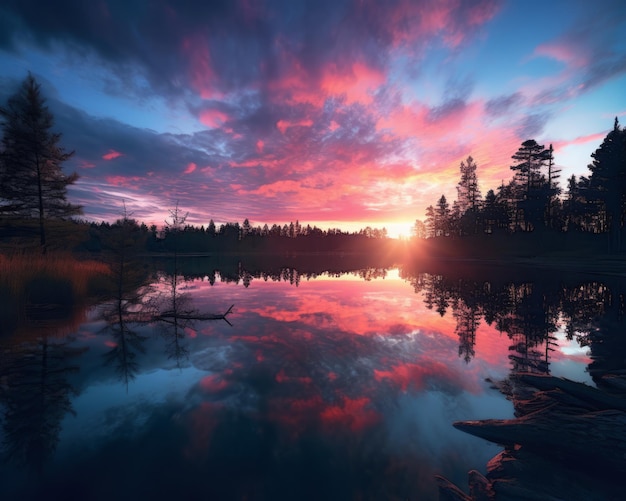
<box><xmin>412</xmin><ymin>219</ymin><xmax>426</xmax><ymax>239</ymax></box>
<box><xmin>0</xmin><ymin>74</ymin><xmax>81</xmax><ymax>252</ymax></box>
<box><xmin>456</xmin><ymin>155</ymin><xmax>482</xmax><ymax>214</ymax></box>
<box><xmin>588</xmin><ymin>118</ymin><xmax>626</xmax><ymax>252</ymax></box>
<box><xmin>511</xmin><ymin>139</ymin><xmax>547</xmax><ymax>194</ymax></box>
<box><xmin>481</xmin><ymin>189</ymin><xmax>509</xmax><ymax>234</ymax></box>
<box><xmin>435</xmin><ymin>195</ymin><xmax>451</xmax><ymax>237</ymax></box>
<box><xmin>543</xmin><ymin>144</ymin><xmax>562</xmax><ymax>230</ymax></box>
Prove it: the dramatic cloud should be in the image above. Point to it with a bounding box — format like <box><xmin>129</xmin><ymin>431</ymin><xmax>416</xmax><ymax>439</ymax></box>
<box><xmin>0</xmin><ymin>0</ymin><xmax>624</xmax><ymax>230</ymax></box>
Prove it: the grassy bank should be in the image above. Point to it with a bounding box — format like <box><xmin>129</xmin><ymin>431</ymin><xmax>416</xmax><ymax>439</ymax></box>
<box><xmin>0</xmin><ymin>252</ymin><xmax>111</xmax><ymax>336</ymax></box>
<box><xmin>0</xmin><ymin>252</ymin><xmax>110</xmax><ymax>298</ymax></box>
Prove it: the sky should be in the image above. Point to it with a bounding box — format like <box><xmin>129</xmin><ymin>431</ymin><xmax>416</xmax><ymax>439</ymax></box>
<box><xmin>1</xmin><ymin>0</ymin><xmax>625</xmax><ymax>237</ymax></box>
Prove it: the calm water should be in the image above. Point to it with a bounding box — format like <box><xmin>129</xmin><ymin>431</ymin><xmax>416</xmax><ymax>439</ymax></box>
<box><xmin>0</xmin><ymin>261</ymin><xmax>617</xmax><ymax>500</ymax></box>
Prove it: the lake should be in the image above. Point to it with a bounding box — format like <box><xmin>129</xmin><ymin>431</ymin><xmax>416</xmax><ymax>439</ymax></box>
<box><xmin>0</xmin><ymin>258</ymin><xmax>621</xmax><ymax>500</ymax></box>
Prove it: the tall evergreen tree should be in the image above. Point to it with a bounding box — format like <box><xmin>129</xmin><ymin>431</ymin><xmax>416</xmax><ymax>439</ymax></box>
<box><xmin>456</xmin><ymin>155</ymin><xmax>482</xmax><ymax>214</ymax></box>
<box><xmin>588</xmin><ymin>118</ymin><xmax>626</xmax><ymax>252</ymax></box>
<box><xmin>511</xmin><ymin>140</ymin><xmax>547</xmax><ymax>193</ymax></box>
<box><xmin>543</xmin><ymin>144</ymin><xmax>562</xmax><ymax>229</ymax></box>
<box><xmin>435</xmin><ymin>195</ymin><xmax>451</xmax><ymax>237</ymax></box>
<box><xmin>424</xmin><ymin>205</ymin><xmax>436</xmax><ymax>238</ymax></box>
<box><xmin>511</xmin><ymin>140</ymin><xmax>551</xmax><ymax>231</ymax></box>
<box><xmin>0</xmin><ymin>74</ymin><xmax>81</xmax><ymax>252</ymax></box>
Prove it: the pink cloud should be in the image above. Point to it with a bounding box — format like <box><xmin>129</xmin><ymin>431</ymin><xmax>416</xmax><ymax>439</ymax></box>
<box><xmin>79</xmin><ymin>160</ymin><xmax>96</xmax><ymax>169</ymax></box>
<box><xmin>276</xmin><ymin>118</ymin><xmax>314</xmax><ymax>134</ymax></box>
<box><xmin>534</xmin><ymin>42</ymin><xmax>589</xmax><ymax>68</ymax></box>
<box><xmin>256</xmin><ymin>139</ymin><xmax>264</xmax><ymax>153</ymax></box>
<box><xmin>105</xmin><ymin>175</ymin><xmax>143</xmax><ymax>188</ymax></box>
<box><xmin>181</xmin><ymin>35</ymin><xmax>222</xmax><ymax>99</ymax></box>
<box><xmin>552</xmin><ymin>131</ymin><xmax>607</xmax><ymax>151</ymax></box>
<box><xmin>184</xmin><ymin>162</ymin><xmax>197</xmax><ymax>174</ymax></box>
<box><xmin>380</xmin><ymin>0</ymin><xmax>501</xmax><ymax>49</ymax></box>
<box><xmin>321</xmin><ymin>62</ymin><xmax>386</xmax><ymax>105</ymax></box>
<box><xmin>102</xmin><ymin>149</ymin><xmax>123</xmax><ymax>160</ymax></box>
<box><xmin>199</xmin><ymin>109</ymin><xmax>229</xmax><ymax>128</ymax></box>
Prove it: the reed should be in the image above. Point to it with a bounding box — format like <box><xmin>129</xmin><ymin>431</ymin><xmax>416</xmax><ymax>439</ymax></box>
<box><xmin>0</xmin><ymin>252</ymin><xmax>110</xmax><ymax>300</ymax></box>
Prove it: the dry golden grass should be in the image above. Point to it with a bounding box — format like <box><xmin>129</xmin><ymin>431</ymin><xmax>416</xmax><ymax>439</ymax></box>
<box><xmin>0</xmin><ymin>251</ymin><xmax>110</xmax><ymax>299</ymax></box>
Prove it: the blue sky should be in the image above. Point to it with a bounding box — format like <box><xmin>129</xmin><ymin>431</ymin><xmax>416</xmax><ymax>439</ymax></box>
<box><xmin>1</xmin><ymin>0</ymin><xmax>625</xmax><ymax>236</ymax></box>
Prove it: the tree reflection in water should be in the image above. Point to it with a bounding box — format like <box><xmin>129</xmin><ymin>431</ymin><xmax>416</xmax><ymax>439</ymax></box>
<box><xmin>403</xmin><ymin>265</ymin><xmax>626</xmax><ymax>500</ymax></box>
<box><xmin>0</xmin><ymin>332</ymin><xmax>85</xmax><ymax>478</ymax></box>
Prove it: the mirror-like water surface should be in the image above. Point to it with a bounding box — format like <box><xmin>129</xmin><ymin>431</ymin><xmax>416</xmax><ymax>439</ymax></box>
<box><xmin>1</xmin><ymin>262</ymin><xmax>619</xmax><ymax>500</ymax></box>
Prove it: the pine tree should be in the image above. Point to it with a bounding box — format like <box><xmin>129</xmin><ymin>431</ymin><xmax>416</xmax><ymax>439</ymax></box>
<box><xmin>588</xmin><ymin>118</ymin><xmax>626</xmax><ymax>252</ymax></box>
<box><xmin>511</xmin><ymin>140</ymin><xmax>547</xmax><ymax>193</ymax></box>
<box><xmin>543</xmin><ymin>144</ymin><xmax>561</xmax><ymax>230</ymax></box>
<box><xmin>435</xmin><ymin>195</ymin><xmax>451</xmax><ymax>237</ymax></box>
<box><xmin>510</xmin><ymin>140</ymin><xmax>551</xmax><ymax>231</ymax></box>
<box><xmin>0</xmin><ymin>74</ymin><xmax>81</xmax><ymax>252</ymax></box>
<box><xmin>456</xmin><ymin>155</ymin><xmax>482</xmax><ymax>214</ymax></box>
<box><xmin>424</xmin><ymin>205</ymin><xmax>436</xmax><ymax>238</ymax></box>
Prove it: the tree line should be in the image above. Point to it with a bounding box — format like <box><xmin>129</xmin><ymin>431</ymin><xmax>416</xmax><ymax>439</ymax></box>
<box><xmin>84</xmin><ymin>214</ymin><xmax>393</xmax><ymax>256</ymax></box>
<box><xmin>416</xmin><ymin>121</ymin><xmax>626</xmax><ymax>253</ymax></box>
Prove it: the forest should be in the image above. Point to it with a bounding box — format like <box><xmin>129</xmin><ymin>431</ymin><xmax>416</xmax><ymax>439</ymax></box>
<box><xmin>415</xmin><ymin>119</ymin><xmax>626</xmax><ymax>256</ymax></box>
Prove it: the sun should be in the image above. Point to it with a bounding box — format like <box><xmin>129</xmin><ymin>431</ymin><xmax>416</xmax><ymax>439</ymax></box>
<box><xmin>382</xmin><ymin>221</ymin><xmax>414</xmax><ymax>240</ymax></box>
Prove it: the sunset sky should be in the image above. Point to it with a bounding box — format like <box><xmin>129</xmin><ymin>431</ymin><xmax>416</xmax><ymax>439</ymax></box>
<box><xmin>1</xmin><ymin>0</ymin><xmax>625</xmax><ymax>237</ymax></box>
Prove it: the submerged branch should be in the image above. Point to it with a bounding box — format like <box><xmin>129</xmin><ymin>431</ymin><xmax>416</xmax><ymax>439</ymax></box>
<box><xmin>157</xmin><ymin>304</ymin><xmax>234</xmax><ymax>322</ymax></box>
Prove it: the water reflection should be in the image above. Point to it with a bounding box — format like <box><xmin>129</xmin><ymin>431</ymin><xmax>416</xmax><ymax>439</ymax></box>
<box><xmin>1</xmin><ymin>260</ymin><xmax>624</xmax><ymax>500</ymax></box>
<box><xmin>0</xmin><ymin>334</ymin><xmax>85</xmax><ymax>478</ymax></box>
<box><xmin>400</xmin><ymin>264</ymin><xmax>626</xmax><ymax>383</ymax></box>
<box><xmin>400</xmin><ymin>264</ymin><xmax>626</xmax><ymax>500</ymax></box>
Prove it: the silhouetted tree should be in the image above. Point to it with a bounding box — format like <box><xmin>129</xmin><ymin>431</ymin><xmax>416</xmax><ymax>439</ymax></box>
<box><xmin>242</xmin><ymin>218</ymin><xmax>252</xmax><ymax>238</ymax></box>
<box><xmin>435</xmin><ymin>195</ymin><xmax>451</xmax><ymax>237</ymax></box>
<box><xmin>511</xmin><ymin>139</ymin><xmax>547</xmax><ymax>193</ymax></box>
<box><xmin>424</xmin><ymin>206</ymin><xmax>436</xmax><ymax>238</ymax></box>
<box><xmin>587</xmin><ymin>118</ymin><xmax>626</xmax><ymax>252</ymax></box>
<box><xmin>543</xmin><ymin>144</ymin><xmax>562</xmax><ymax>230</ymax></box>
<box><xmin>207</xmin><ymin>219</ymin><xmax>216</xmax><ymax>237</ymax></box>
<box><xmin>412</xmin><ymin>219</ymin><xmax>426</xmax><ymax>239</ymax></box>
<box><xmin>510</xmin><ymin>140</ymin><xmax>551</xmax><ymax>231</ymax></box>
<box><xmin>456</xmin><ymin>155</ymin><xmax>482</xmax><ymax>214</ymax></box>
<box><xmin>0</xmin><ymin>74</ymin><xmax>81</xmax><ymax>252</ymax></box>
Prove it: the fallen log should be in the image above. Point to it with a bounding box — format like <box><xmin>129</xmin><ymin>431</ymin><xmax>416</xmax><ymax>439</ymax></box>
<box><xmin>517</xmin><ymin>373</ymin><xmax>626</xmax><ymax>412</ymax></box>
<box><xmin>453</xmin><ymin>408</ymin><xmax>626</xmax><ymax>473</ymax></box>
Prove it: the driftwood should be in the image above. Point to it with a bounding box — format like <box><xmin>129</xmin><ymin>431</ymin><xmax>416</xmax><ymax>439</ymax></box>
<box><xmin>157</xmin><ymin>304</ymin><xmax>234</xmax><ymax>322</ymax></box>
<box><xmin>437</xmin><ymin>373</ymin><xmax>626</xmax><ymax>500</ymax></box>
<box><xmin>454</xmin><ymin>408</ymin><xmax>626</xmax><ymax>472</ymax></box>
<box><xmin>112</xmin><ymin>304</ymin><xmax>234</xmax><ymax>325</ymax></box>
<box><xmin>518</xmin><ymin>373</ymin><xmax>626</xmax><ymax>412</ymax></box>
